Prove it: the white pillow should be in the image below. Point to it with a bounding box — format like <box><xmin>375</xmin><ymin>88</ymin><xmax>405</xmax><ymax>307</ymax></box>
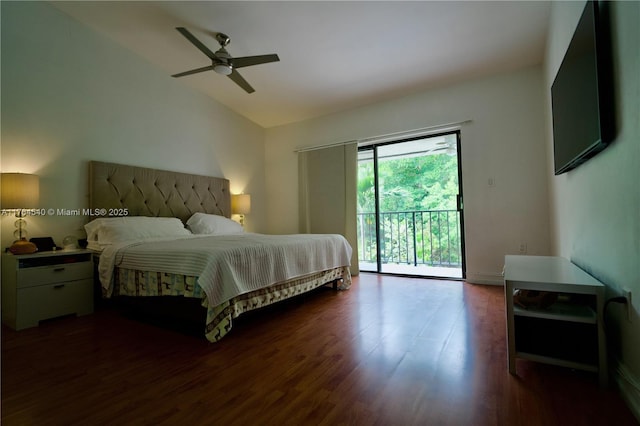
<box><xmin>186</xmin><ymin>213</ymin><xmax>244</xmax><ymax>235</ymax></box>
<box><xmin>84</xmin><ymin>216</ymin><xmax>191</xmax><ymax>246</ymax></box>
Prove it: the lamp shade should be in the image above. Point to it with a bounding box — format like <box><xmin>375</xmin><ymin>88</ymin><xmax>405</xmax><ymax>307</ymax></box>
<box><xmin>231</xmin><ymin>194</ymin><xmax>251</xmax><ymax>215</ymax></box>
<box><xmin>1</xmin><ymin>173</ymin><xmax>39</xmax><ymax>209</ymax></box>
<box><xmin>214</xmin><ymin>63</ymin><xmax>233</xmax><ymax>75</ymax></box>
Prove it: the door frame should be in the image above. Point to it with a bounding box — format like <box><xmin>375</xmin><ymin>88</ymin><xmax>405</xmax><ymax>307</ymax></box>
<box><xmin>357</xmin><ymin>130</ymin><xmax>466</xmax><ymax>279</ymax></box>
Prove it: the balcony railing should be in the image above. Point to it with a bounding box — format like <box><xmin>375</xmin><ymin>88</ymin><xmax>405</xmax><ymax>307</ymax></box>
<box><xmin>357</xmin><ymin>209</ymin><xmax>462</xmax><ymax>268</ymax></box>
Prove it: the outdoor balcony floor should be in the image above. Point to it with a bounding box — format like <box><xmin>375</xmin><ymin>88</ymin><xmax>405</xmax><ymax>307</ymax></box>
<box><xmin>359</xmin><ymin>262</ymin><xmax>463</xmax><ymax>279</ymax></box>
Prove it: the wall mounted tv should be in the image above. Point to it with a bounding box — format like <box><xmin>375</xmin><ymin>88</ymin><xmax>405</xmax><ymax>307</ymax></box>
<box><xmin>551</xmin><ymin>0</ymin><xmax>612</xmax><ymax>175</ymax></box>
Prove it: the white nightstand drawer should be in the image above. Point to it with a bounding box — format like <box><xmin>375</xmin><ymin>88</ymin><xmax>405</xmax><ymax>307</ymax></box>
<box><xmin>14</xmin><ymin>278</ymin><xmax>94</xmax><ymax>330</ymax></box>
<box><xmin>17</xmin><ymin>262</ymin><xmax>93</xmax><ymax>288</ymax></box>
<box><xmin>2</xmin><ymin>249</ymin><xmax>95</xmax><ymax>330</ymax></box>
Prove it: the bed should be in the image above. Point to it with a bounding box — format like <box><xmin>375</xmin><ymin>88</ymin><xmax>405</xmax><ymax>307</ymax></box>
<box><xmin>88</xmin><ymin>161</ymin><xmax>352</xmax><ymax>342</ymax></box>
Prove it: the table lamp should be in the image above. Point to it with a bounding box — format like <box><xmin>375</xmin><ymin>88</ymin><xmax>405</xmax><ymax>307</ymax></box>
<box><xmin>1</xmin><ymin>173</ymin><xmax>40</xmax><ymax>254</ymax></box>
<box><xmin>231</xmin><ymin>193</ymin><xmax>251</xmax><ymax>226</ymax></box>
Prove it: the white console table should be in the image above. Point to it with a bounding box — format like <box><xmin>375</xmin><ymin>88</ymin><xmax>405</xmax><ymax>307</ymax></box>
<box><xmin>504</xmin><ymin>255</ymin><xmax>607</xmax><ymax>386</ymax></box>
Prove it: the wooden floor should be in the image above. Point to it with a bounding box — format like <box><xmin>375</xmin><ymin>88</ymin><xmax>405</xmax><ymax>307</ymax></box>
<box><xmin>2</xmin><ymin>274</ymin><xmax>637</xmax><ymax>425</ymax></box>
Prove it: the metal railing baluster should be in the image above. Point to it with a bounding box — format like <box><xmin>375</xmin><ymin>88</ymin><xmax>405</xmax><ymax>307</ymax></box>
<box><xmin>357</xmin><ymin>209</ymin><xmax>462</xmax><ymax>268</ymax></box>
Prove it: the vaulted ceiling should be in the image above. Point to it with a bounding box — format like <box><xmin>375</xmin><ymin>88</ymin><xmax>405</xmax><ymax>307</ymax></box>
<box><xmin>52</xmin><ymin>1</ymin><xmax>550</xmax><ymax>128</ymax></box>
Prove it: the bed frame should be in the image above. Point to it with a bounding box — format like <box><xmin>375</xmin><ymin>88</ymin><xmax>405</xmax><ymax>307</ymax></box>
<box><xmin>88</xmin><ymin>161</ymin><xmax>349</xmax><ymax>341</ymax></box>
<box><xmin>89</xmin><ymin>161</ymin><xmax>231</xmax><ymax>223</ymax></box>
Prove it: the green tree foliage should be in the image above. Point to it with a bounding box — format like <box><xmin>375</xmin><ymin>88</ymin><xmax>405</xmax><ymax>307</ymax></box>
<box><xmin>357</xmin><ymin>150</ymin><xmax>462</xmax><ymax>267</ymax></box>
<box><xmin>357</xmin><ymin>152</ymin><xmax>458</xmax><ymax>213</ymax></box>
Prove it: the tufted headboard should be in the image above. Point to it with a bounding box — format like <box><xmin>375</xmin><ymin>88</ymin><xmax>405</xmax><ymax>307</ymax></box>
<box><xmin>88</xmin><ymin>161</ymin><xmax>231</xmax><ymax>223</ymax></box>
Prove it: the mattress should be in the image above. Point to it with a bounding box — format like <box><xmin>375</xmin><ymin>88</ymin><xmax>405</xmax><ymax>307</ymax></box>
<box><xmin>97</xmin><ymin>233</ymin><xmax>352</xmax><ymax>305</ymax></box>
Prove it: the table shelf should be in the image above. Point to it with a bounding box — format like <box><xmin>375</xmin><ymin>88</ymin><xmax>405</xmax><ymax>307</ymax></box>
<box><xmin>504</xmin><ymin>255</ymin><xmax>607</xmax><ymax>386</ymax></box>
<box><xmin>513</xmin><ymin>302</ymin><xmax>596</xmax><ymax>324</ymax></box>
<box><xmin>515</xmin><ymin>352</ymin><xmax>599</xmax><ymax>373</ymax></box>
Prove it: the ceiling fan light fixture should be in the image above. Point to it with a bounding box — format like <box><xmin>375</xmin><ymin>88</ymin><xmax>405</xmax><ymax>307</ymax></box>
<box><xmin>214</xmin><ymin>63</ymin><xmax>233</xmax><ymax>75</ymax></box>
<box><xmin>173</xmin><ymin>28</ymin><xmax>279</xmax><ymax>93</ymax></box>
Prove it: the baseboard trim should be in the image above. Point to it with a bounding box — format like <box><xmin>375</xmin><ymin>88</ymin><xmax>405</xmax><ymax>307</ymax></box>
<box><xmin>615</xmin><ymin>361</ymin><xmax>640</xmax><ymax>423</ymax></box>
<box><xmin>465</xmin><ymin>272</ymin><xmax>503</xmax><ymax>286</ymax></box>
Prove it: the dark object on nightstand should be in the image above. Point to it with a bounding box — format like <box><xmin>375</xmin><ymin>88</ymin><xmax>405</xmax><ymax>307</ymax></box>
<box><xmin>30</xmin><ymin>237</ymin><xmax>57</xmax><ymax>252</ymax></box>
<box><xmin>78</xmin><ymin>238</ymin><xmax>88</xmax><ymax>249</ymax></box>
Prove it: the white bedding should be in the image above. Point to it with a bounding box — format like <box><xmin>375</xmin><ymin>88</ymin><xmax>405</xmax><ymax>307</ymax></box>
<box><xmin>97</xmin><ymin>233</ymin><xmax>352</xmax><ymax>306</ymax></box>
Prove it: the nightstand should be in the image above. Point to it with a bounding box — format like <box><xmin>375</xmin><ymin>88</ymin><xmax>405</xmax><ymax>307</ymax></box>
<box><xmin>1</xmin><ymin>249</ymin><xmax>94</xmax><ymax>330</ymax></box>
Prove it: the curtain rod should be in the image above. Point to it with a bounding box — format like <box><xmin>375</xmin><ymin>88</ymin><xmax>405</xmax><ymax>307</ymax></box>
<box><xmin>294</xmin><ymin>119</ymin><xmax>472</xmax><ymax>153</ymax></box>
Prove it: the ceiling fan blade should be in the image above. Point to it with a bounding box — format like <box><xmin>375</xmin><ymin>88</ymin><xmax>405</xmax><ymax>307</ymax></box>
<box><xmin>228</xmin><ymin>69</ymin><xmax>255</xmax><ymax>93</ymax></box>
<box><xmin>171</xmin><ymin>65</ymin><xmax>215</xmax><ymax>78</ymax></box>
<box><xmin>176</xmin><ymin>27</ymin><xmax>217</xmax><ymax>60</ymax></box>
<box><xmin>232</xmin><ymin>54</ymin><xmax>280</xmax><ymax>69</ymax></box>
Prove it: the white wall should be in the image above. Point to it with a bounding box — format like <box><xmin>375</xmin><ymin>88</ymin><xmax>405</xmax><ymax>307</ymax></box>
<box><xmin>265</xmin><ymin>66</ymin><xmax>550</xmax><ymax>284</ymax></box>
<box><xmin>545</xmin><ymin>0</ymin><xmax>640</xmax><ymax>415</ymax></box>
<box><xmin>1</xmin><ymin>2</ymin><xmax>267</xmax><ymax>248</ymax></box>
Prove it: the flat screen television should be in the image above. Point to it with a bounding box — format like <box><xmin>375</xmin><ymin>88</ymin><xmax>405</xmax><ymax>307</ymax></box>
<box><xmin>551</xmin><ymin>1</ymin><xmax>612</xmax><ymax>175</ymax></box>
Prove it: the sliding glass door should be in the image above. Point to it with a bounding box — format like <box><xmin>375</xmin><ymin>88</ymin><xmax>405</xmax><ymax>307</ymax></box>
<box><xmin>356</xmin><ymin>131</ymin><xmax>465</xmax><ymax>279</ymax></box>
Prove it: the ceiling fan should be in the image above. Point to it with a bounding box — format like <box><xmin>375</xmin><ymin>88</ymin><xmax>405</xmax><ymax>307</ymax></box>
<box><xmin>172</xmin><ymin>27</ymin><xmax>279</xmax><ymax>94</ymax></box>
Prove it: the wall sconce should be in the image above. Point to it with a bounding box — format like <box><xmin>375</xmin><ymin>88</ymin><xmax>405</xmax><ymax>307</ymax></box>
<box><xmin>1</xmin><ymin>173</ymin><xmax>40</xmax><ymax>254</ymax></box>
<box><xmin>231</xmin><ymin>193</ymin><xmax>251</xmax><ymax>226</ymax></box>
